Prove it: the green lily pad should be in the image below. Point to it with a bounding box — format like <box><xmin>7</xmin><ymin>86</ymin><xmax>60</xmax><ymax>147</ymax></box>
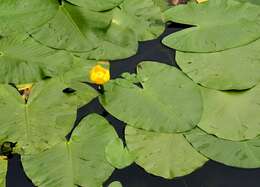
<box><xmin>125</xmin><ymin>126</ymin><xmax>208</xmax><ymax>179</ymax></box>
<box><xmin>22</xmin><ymin>114</ymin><xmax>118</xmax><ymax>187</ymax></box>
<box><xmin>153</xmin><ymin>0</ymin><xmax>171</xmax><ymax>11</ymax></box>
<box><xmin>0</xmin><ymin>0</ymin><xmax>59</xmax><ymax>36</ymax></box>
<box><xmin>198</xmin><ymin>85</ymin><xmax>260</xmax><ymax>141</ymax></box>
<box><xmin>0</xmin><ymin>78</ymin><xmax>98</xmax><ymax>155</ymax></box>
<box><xmin>185</xmin><ymin>128</ymin><xmax>260</xmax><ymax>168</ymax></box>
<box><xmin>105</xmin><ymin>137</ymin><xmax>135</xmax><ymax>169</ymax></box>
<box><xmin>176</xmin><ymin>38</ymin><xmax>260</xmax><ymax>90</ymax></box>
<box><xmin>118</xmin><ymin>0</ymin><xmax>165</xmax><ymax>41</ymax></box>
<box><xmin>66</xmin><ymin>0</ymin><xmax>123</xmax><ymax>11</ymax></box>
<box><xmin>0</xmin><ymin>160</ymin><xmax>7</xmax><ymax>187</ymax></box>
<box><xmin>100</xmin><ymin>61</ymin><xmax>202</xmax><ymax>133</ymax></box>
<box><xmin>162</xmin><ymin>0</ymin><xmax>260</xmax><ymax>52</ymax></box>
<box><xmin>108</xmin><ymin>181</ymin><xmax>123</xmax><ymax>187</ymax></box>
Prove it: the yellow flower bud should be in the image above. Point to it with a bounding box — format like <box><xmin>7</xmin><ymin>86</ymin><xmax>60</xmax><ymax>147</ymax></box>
<box><xmin>90</xmin><ymin>65</ymin><xmax>110</xmax><ymax>85</ymax></box>
<box><xmin>16</xmin><ymin>83</ymin><xmax>33</xmax><ymax>101</ymax></box>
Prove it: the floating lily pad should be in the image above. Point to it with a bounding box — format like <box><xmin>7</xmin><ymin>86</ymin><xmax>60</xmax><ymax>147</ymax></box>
<box><xmin>66</xmin><ymin>0</ymin><xmax>123</xmax><ymax>11</ymax></box>
<box><xmin>0</xmin><ymin>0</ymin><xmax>59</xmax><ymax>36</ymax></box>
<box><xmin>118</xmin><ymin>0</ymin><xmax>165</xmax><ymax>41</ymax></box>
<box><xmin>198</xmin><ymin>85</ymin><xmax>260</xmax><ymax>141</ymax></box>
<box><xmin>22</xmin><ymin>114</ymin><xmax>118</xmax><ymax>187</ymax></box>
<box><xmin>185</xmin><ymin>128</ymin><xmax>260</xmax><ymax>168</ymax></box>
<box><xmin>153</xmin><ymin>0</ymin><xmax>171</xmax><ymax>11</ymax></box>
<box><xmin>236</xmin><ymin>0</ymin><xmax>260</xmax><ymax>5</ymax></box>
<box><xmin>100</xmin><ymin>61</ymin><xmax>202</xmax><ymax>133</ymax></box>
<box><xmin>0</xmin><ymin>160</ymin><xmax>7</xmax><ymax>187</ymax></box>
<box><xmin>176</xmin><ymin>38</ymin><xmax>260</xmax><ymax>90</ymax></box>
<box><xmin>162</xmin><ymin>0</ymin><xmax>260</xmax><ymax>52</ymax></box>
<box><xmin>0</xmin><ymin>78</ymin><xmax>97</xmax><ymax>155</ymax></box>
<box><xmin>105</xmin><ymin>137</ymin><xmax>135</xmax><ymax>169</ymax></box>
<box><xmin>125</xmin><ymin>126</ymin><xmax>208</xmax><ymax>179</ymax></box>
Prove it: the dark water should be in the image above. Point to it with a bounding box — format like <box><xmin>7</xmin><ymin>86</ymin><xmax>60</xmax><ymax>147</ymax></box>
<box><xmin>6</xmin><ymin>24</ymin><xmax>260</xmax><ymax>187</ymax></box>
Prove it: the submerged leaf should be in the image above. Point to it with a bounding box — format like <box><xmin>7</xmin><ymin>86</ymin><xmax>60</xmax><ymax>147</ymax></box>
<box><xmin>0</xmin><ymin>0</ymin><xmax>59</xmax><ymax>36</ymax></box>
<box><xmin>0</xmin><ymin>160</ymin><xmax>7</xmax><ymax>187</ymax></box>
<box><xmin>105</xmin><ymin>138</ymin><xmax>135</xmax><ymax>169</ymax></box>
<box><xmin>185</xmin><ymin>128</ymin><xmax>260</xmax><ymax>168</ymax></box>
<box><xmin>176</xmin><ymin>38</ymin><xmax>260</xmax><ymax>90</ymax></box>
<box><xmin>0</xmin><ymin>78</ymin><xmax>97</xmax><ymax>155</ymax></box>
<box><xmin>125</xmin><ymin>126</ymin><xmax>208</xmax><ymax>179</ymax></box>
<box><xmin>197</xmin><ymin>85</ymin><xmax>260</xmax><ymax>141</ymax></box>
<box><xmin>163</xmin><ymin>0</ymin><xmax>260</xmax><ymax>52</ymax></box>
<box><xmin>22</xmin><ymin>114</ymin><xmax>118</xmax><ymax>187</ymax></box>
<box><xmin>100</xmin><ymin>61</ymin><xmax>202</xmax><ymax>133</ymax></box>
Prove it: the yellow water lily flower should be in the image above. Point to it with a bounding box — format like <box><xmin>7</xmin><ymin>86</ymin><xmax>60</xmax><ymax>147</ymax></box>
<box><xmin>0</xmin><ymin>156</ymin><xmax>7</xmax><ymax>160</ymax></box>
<box><xmin>196</xmin><ymin>0</ymin><xmax>208</xmax><ymax>3</ymax></box>
<box><xmin>90</xmin><ymin>64</ymin><xmax>110</xmax><ymax>85</ymax></box>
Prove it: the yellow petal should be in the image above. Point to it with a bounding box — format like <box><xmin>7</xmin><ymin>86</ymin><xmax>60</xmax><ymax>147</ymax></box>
<box><xmin>196</xmin><ymin>0</ymin><xmax>208</xmax><ymax>3</ymax></box>
<box><xmin>90</xmin><ymin>64</ymin><xmax>110</xmax><ymax>85</ymax></box>
<box><xmin>17</xmin><ymin>83</ymin><xmax>33</xmax><ymax>91</ymax></box>
<box><xmin>0</xmin><ymin>156</ymin><xmax>7</xmax><ymax>160</ymax></box>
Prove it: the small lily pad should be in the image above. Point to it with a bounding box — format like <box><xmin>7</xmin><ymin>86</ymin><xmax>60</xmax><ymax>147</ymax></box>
<box><xmin>0</xmin><ymin>160</ymin><xmax>7</xmax><ymax>187</ymax></box>
<box><xmin>105</xmin><ymin>137</ymin><xmax>135</xmax><ymax>169</ymax></box>
<box><xmin>108</xmin><ymin>181</ymin><xmax>123</xmax><ymax>187</ymax></box>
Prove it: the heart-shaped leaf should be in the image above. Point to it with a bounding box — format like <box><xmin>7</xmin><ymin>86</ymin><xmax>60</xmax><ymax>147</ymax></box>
<box><xmin>125</xmin><ymin>126</ymin><xmax>208</xmax><ymax>179</ymax></box>
<box><xmin>100</xmin><ymin>61</ymin><xmax>202</xmax><ymax>133</ymax></box>
<box><xmin>163</xmin><ymin>0</ymin><xmax>260</xmax><ymax>52</ymax></box>
<box><xmin>198</xmin><ymin>85</ymin><xmax>260</xmax><ymax>141</ymax></box>
<box><xmin>22</xmin><ymin>114</ymin><xmax>118</xmax><ymax>187</ymax></box>
<box><xmin>0</xmin><ymin>78</ymin><xmax>97</xmax><ymax>155</ymax></box>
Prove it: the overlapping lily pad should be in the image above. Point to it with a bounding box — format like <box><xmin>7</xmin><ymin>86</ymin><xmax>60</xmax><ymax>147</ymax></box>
<box><xmin>176</xmin><ymin>38</ymin><xmax>260</xmax><ymax>90</ymax></box>
<box><xmin>125</xmin><ymin>126</ymin><xmax>208</xmax><ymax>179</ymax></box>
<box><xmin>0</xmin><ymin>160</ymin><xmax>7</xmax><ymax>187</ymax></box>
<box><xmin>67</xmin><ymin>0</ymin><xmax>123</xmax><ymax>11</ymax></box>
<box><xmin>108</xmin><ymin>181</ymin><xmax>123</xmax><ymax>187</ymax></box>
<box><xmin>22</xmin><ymin>114</ymin><xmax>118</xmax><ymax>187</ymax></box>
<box><xmin>198</xmin><ymin>85</ymin><xmax>260</xmax><ymax>141</ymax></box>
<box><xmin>185</xmin><ymin>128</ymin><xmax>260</xmax><ymax>168</ymax></box>
<box><xmin>0</xmin><ymin>0</ymin><xmax>59</xmax><ymax>36</ymax></box>
<box><xmin>105</xmin><ymin>137</ymin><xmax>135</xmax><ymax>169</ymax></box>
<box><xmin>163</xmin><ymin>0</ymin><xmax>260</xmax><ymax>52</ymax></box>
<box><xmin>100</xmin><ymin>61</ymin><xmax>203</xmax><ymax>133</ymax></box>
<box><xmin>0</xmin><ymin>78</ymin><xmax>97</xmax><ymax>155</ymax></box>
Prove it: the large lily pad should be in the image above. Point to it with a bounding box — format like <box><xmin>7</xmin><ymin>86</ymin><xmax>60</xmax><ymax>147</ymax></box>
<box><xmin>66</xmin><ymin>0</ymin><xmax>123</xmax><ymax>11</ymax></box>
<box><xmin>0</xmin><ymin>0</ymin><xmax>59</xmax><ymax>36</ymax></box>
<box><xmin>100</xmin><ymin>61</ymin><xmax>202</xmax><ymax>133</ymax></box>
<box><xmin>162</xmin><ymin>0</ymin><xmax>260</xmax><ymax>52</ymax></box>
<box><xmin>22</xmin><ymin>114</ymin><xmax>118</xmax><ymax>187</ymax></box>
<box><xmin>125</xmin><ymin>126</ymin><xmax>208</xmax><ymax>179</ymax></box>
<box><xmin>198</xmin><ymin>85</ymin><xmax>260</xmax><ymax>141</ymax></box>
<box><xmin>0</xmin><ymin>78</ymin><xmax>98</xmax><ymax>155</ymax></box>
<box><xmin>0</xmin><ymin>160</ymin><xmax>7</xmax><ymax>187</ymax></box>
<box><xmin>185</xmin><ymin>128</ymin><xmax>260</xmax><ymax>168</ymax></box>
<box><xmin>176</xmin><ymin>38</ymin><xmax>260</xmax><ymax>90</ymax></box>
